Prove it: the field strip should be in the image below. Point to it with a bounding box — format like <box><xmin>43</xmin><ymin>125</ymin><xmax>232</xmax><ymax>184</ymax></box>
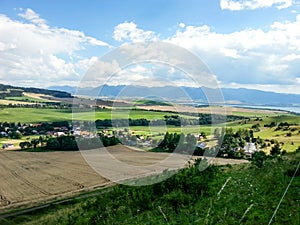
<box><xmin>0</xmin><ymin>154</ymin><xmax>51</xmax><ymax>196</ymax></box>
<box><xmin>0</xmin><ymin>146</ymin><xmax>249</xmax><ymax>213</ymax></box>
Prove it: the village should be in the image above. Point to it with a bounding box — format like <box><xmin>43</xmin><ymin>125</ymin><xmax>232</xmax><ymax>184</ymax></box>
<box><xmin>0</xmin><ymin>120</ymin><xmax>263</xmax><ymax>159</ymax></box>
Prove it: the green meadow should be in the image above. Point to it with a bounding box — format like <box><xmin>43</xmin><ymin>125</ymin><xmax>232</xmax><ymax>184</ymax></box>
<box><xmin>0</xmin><ymin>108</ymin><xmax>180</xmax><ymax>123</ymax></box>
<box><xmin>1</xmin><ymin>106</ymin><xmax>287</xmax><ymax>123</ymax></box>
<box><xmin>5</xmin><ymin>96</ymin><xmax>50</xmax><ymax>103</ymax></box>
<box><xmin>1</xmin><ymin>107</ymin><xmax>299</xmax><ymax>152</ymax></box>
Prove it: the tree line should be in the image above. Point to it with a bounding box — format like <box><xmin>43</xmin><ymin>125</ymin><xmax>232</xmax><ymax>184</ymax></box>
<box><xmin>94</xmin><ymin>113</ymin><xmax>247</xmax><ymax>128</ymax></box>
<box><xmin>19</xmin><ymin>134</ymin><xmax>121</xmax><ymax>151</ymax></box>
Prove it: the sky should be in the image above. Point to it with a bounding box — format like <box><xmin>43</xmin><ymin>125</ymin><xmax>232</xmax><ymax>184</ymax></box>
<box><xmin>0</xmin><ymin>0</ymin><xmax>300</xmax><ymax>94</ymax></box>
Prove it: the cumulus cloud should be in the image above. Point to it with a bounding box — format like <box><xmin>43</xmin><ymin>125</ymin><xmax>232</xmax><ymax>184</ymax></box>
<box><xmin>167</xmin><ymin>15</ymin><xmax>300</xmax><ymax>86</ymax></box>
<box><xmin>0</xmin><ymin>9</ymin><xmax>110</xmax><ymax>87</ymax></box>
<box><xmin>220</xmin><ymin>48</ymin><xmax>241</xmax><ymax>59</ymax></box>
<box><xmin>81</xmin><ymin>60</ymin><xmax>121</xmax><ymax>86</ymax></box>
<box><xmin>179</xmin><ymin>22</ymin><xmax>186</xmax><ymax>28</ymax></box>
<box><xmin>113</xmin><ymin>22</ymin><xmax>158</xmax><ymax>43</ymax></box>
<box><xmin>220</xmin><ymin>0</ymin><xmax>294</xmax><ymax>11</ymax></box>
<box><xmin>75</xmin><ymin>56</ymin><xmax>99</xmax><ymax>71</ymax></box>
<box><xmin>282</xmin><ymin>53</ymin><xmax>300</xmax><ymax>61</ymax></box>
<box><xmin>1</xmin><ymin>8</ymin><xmax>300</xmax><ymax>93</ymax></box>
<box><xmin>101</xmin><ymin>64</ymin><xmax>201</xmax><ymax>88</ymax></box>
<box><xmin>18</xmin><ymin>8</ymin><xmax>47</xmax><ymax>26</ymax></box>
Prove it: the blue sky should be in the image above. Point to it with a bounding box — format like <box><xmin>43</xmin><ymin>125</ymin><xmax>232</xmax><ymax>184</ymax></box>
<box><xmin>0</xmin><ymin>0</ymin><xmax>300</xmax><ymax>93</ymax></box>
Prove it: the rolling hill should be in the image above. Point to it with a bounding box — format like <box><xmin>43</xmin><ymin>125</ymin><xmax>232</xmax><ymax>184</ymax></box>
<box><xmin>0</xmin><ymin>83</ymin><xmax>72</xmax><ymax>99</ymax></box>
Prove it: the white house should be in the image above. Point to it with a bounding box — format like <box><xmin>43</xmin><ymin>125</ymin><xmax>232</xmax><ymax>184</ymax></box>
<box><xmin>0</xmin><ymin>131</ymin><xmax>8</xmax><ymax>137</ymax></box>
<box><xmin>2</xmin><ymin>143</ymin><xmax>14</xmax><ymax>149</ymax></box>
<box><xmin>244</xmin><ymin>142</ymin><xmax>257</xmax><ymax>154</ymax></box>
<box><xmin>56</xmin><ymin>132</ymin><xmax>66</xmax><ymax>137</ymax></box>
<box><xmin>196</xmin><ymin>142</ymin><xmax>207</xmax><ymax>149</ymax></box>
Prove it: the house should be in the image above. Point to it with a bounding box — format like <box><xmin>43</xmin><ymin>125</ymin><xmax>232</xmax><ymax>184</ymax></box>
<box><xmin>73</xmin><ymin>130</ymin><xmax>81</xmax><ymax>136</ymax></box>
<box><xmin>2</xmin><ymin>143</ymin><xmax>14</xmax><ymax>149</ymax></box>
<box><xmin>196</xmin><ymin>142</ymin><xmax>207</xmax><ymax>149</ymax></box>
<box><xmin>244</xmin><ymin>142</ymin><xmax>259</xmax><ymax>158</ymax></box>
<box><xmin>56</xmin><ymin>132</ymin><xmax>66</xmax><ymax>137</ymax></box>
<box><xmin>0</xmin><ymin>131</ymin><xmax>8</xmax><ymax>137</ymax></box>
<box><xmin>244</xmin><ymin>142</ymin><xmax>257</xmax><ymax>154</ymax></box>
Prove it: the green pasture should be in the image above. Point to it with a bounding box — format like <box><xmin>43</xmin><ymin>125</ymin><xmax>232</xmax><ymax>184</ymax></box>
<box><xmin>229</xmin><ymin>110</ymin><xmax>285</xmax><ymax>117</ymax></box>
<box><xmin>0</xmin><ymin>108</ymin><xmax>183</xmax><ymax>123</ymax></box>
<box><xmin>1</xmin><ymin>106</ymin><xmax>292</xmax><ymax>124</ymax></box>
<box><xmin>126</xmin><ymin>125</ymin><xmax>214</xmax><ymax>136</ymax></box>
<box><xmin>0</xmin><ymin>108</ymin><xmax>72</xmax><ymax>123</ymax></box>
<box><xmin>1</xmin><ymin>107</ymin><xmax>299</xmax><ymax>153</ymax></box>
<box><xmin>5</xmin><ymin>96</ymin><xmax>50</xmax><ymax>103</ymax></box>
<box><xmin>134</xmin><ymin>99</ymin><xmax>172</xmax><ymax>106</ymax></box>
<box><xmin>255</xmin><ymin>127</ymin><xmax>300</xmax><ymax>152</ymax></box>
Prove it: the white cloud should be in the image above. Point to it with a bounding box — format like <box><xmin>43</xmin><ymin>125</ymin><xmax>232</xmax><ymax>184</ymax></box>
<box><xmin>282</xmin><ymin>53</ymin><xmax>300</xmax><ymax>61</ymax></box>
<box><xmin>86</xmin><ymin>37</ymin><xmax>111</xmax><ymax>47</ymax></box>
<box><xmin>1</xmin><ymin>9</ymin><xmax>299</xmax><ymax>94</ymax></box>
<box><xmin>167</xmin><ymin>15</ymin><xmax>300</xmax><ymax>86</ymax></box>
<box><xmin>81</xmin><ymin>60</ymin><xmax>121</xmax><ymax>87</ymax></box>
<box><xmin>113</xmin><ymin>22</ymin><xmax>158</xmax><ymax>43</ymax></box>
<box><xmin>220</xmin><ymin>0</ymin><xmax>294</xmax><ymax>11</ymax></box>
<box><xmin>18</xmin><ymin>8</ymin><xmax>46</xmax><ymax>26</ymax></box>
<box><xmin>76</xmin><ymin>56</ymin><xmax>99</xmax><ymax>71</ymax></box>
<box><xmin>129</xmin><ymin>65</ymin><xmax>147</xmax><ymax>73</ymax></box>
<box><xmin>0</xmin><ymin>9</ymin><xmax>110</xmax><ymax>87</ymax></box>
<box><xmin>220</xmin><ymin>48</ymin><xmax>241</xmax><ymax>59</ymax></box>
<box><xmin>179</xmin><ymin>22</ymin><xmax>186</xmax><ymax>28</ymax></box>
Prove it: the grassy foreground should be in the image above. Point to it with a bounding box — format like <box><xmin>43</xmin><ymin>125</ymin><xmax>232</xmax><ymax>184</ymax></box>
<box><xmin>2</xmin><ymin>152</ymin><xmax>299</xmax><ymax>225</ymax></box>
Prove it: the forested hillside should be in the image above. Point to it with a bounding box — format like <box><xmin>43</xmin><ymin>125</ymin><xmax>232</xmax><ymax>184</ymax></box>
<box><xmin>0</xmin><ymin>84</ymin><xmax>72</xmax><ymax>99</ymax></box>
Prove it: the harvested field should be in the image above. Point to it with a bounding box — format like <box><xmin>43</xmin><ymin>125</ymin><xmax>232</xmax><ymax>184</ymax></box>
<box><xmin>0</xmin><ymin>99</ymin><xmax>36</xmax><ymax>105</ymax></box>
<box><xmin>0</xmin><ymin>145</ymin><xmax>248</xmax><ymax>212</ymax></box>
<box><xmin>137</xmin><ymin>105</ymin><xmax>286</xmax><ymax>116</ymax></box>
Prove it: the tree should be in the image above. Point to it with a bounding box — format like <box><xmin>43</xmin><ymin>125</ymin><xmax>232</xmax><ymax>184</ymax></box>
<box><xmin>270</xmin><ymin>143</ymin><xmax>281</xmax><ymax>156</ymax></box>
<box><xmin>200</xmin><ymin>131</ymin><xmax>206</xmax><ymax>139</ymax></box>
<box><xmin>19</xmin><ymin>142</ymin><xmax>27</xmax><ymax>149</ymax></box>
<box><xmin>251</xmin><ymin>151</ymin><xmax>267</xmax><ymax>168</ymax></box>
<box><xmin>31</xmin><ymin>139</ymin><xmax>40</xmax><ymax>148</ymax></box>
<box><xmin>46</xmin><ymin>138</ymin><xmax>60</xmax><ymax>150</ymax></box>
<box><xmin>39</xmin><ymin>136</ymin><xmax>46</xmax><ymax>146</ymax></box>
<box><xmin>19</xmin><ymin>141</ymin><xmax>32</xmax><ymax>149</ymax></box>
<box><xmin>9</xmin><ymin>131</ymin><xmax>22</xmax><ymax>139</ymax></box>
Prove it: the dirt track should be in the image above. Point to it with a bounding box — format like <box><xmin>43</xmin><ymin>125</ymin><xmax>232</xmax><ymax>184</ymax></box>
<box><xmin>0</xmin><ymin>145</ymin><xmax>248</xmax><ymax>212</ymax></box>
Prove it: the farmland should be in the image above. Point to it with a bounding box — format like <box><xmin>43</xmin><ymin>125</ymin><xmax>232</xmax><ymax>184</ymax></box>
<box><xmin>5</xmin><ymin>93</ymin><xmax>52</xmax><ymax>103</ymax></box>
<box><xmin>0</xmin><ymin>103</ymin><xmax>299</xmax><ymax>218</ymax></box>
<box><xmin>1</xmin><ymin>106</ymin><xmax>299</xmax><ymax>153</ymax></box>
<box><xmin>0</xmin><ymin>145</ymin><xmax>248</xmax><ymax>212</ymax></box>
<box><xmin>0</xmin><ymin>108</ymin><xmax>180</xmax><ymax>123</ymax></box>
<box><xmin>0</xmin><ymin>103</ymin><xmax>289</xmax><ymax>124</ymax></box>
<box><xmin>2</xmin><ymin>150</ymin><xmax>299</xmax><ymax>225</ymax></box>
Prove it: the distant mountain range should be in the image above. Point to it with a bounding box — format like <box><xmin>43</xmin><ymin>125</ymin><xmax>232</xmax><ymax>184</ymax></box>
<box><xmin>48</xmin><ymin>85</ymin><xmax>300</xmax><ymax>106</ymax></box>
